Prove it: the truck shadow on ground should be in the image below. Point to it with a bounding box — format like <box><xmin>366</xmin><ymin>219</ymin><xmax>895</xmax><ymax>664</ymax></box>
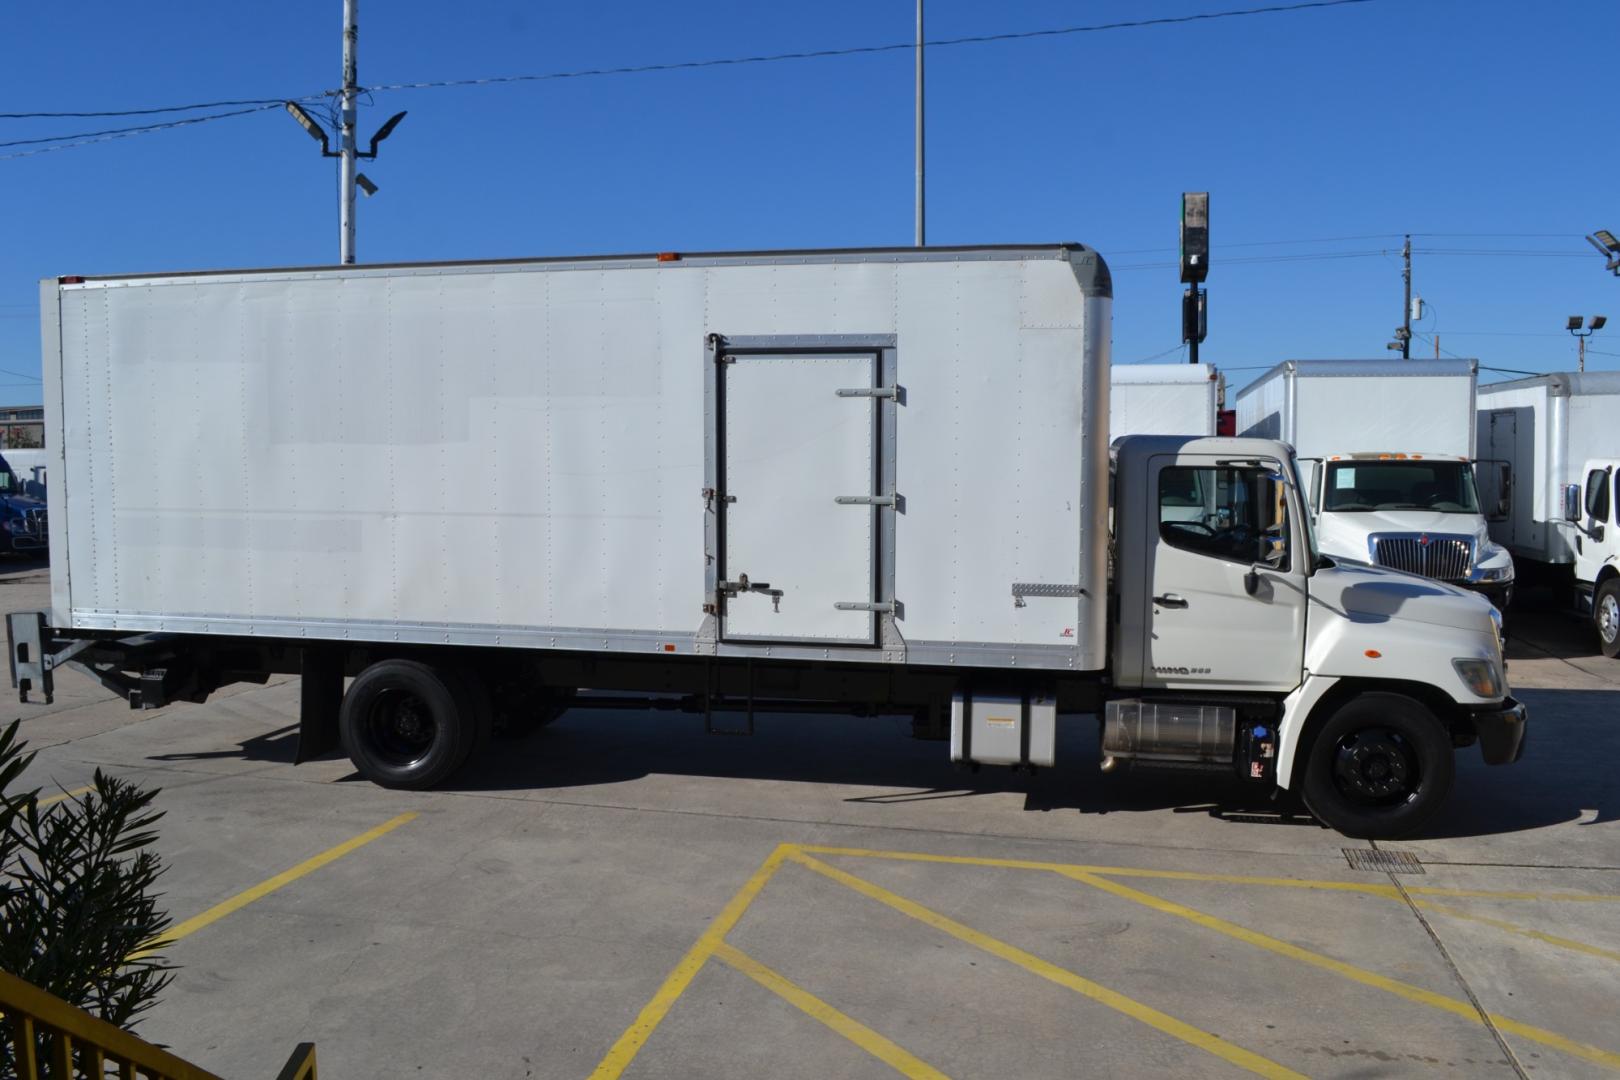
<box><xmin>438</xmin><ymin>686</ymin><xmax>1612</xmax><ymax>839</ymax></box>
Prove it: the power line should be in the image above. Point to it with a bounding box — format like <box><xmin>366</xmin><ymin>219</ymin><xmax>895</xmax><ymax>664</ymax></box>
<box><xmin>1</xmin><ymin>1</ymin><xmax>1379</xmax><ymax>162</ymax></box>
<box><xmin>0</xmin><ymin>103</ymin><xmax>285</xmax><ymax>160</ymax></box>
<box><xmin>0</xmin><ymin>97</ymin><xmax>285</xmax><ymax>120</ymax></box>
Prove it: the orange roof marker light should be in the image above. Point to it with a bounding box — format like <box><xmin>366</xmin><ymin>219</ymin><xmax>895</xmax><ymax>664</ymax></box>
<box><xmin>1365</xmin><ymin>649</ymin><xmax>1382</xmax><ymax>659</ymax></box>
<box><xmin>656</xmin><ymin>252</ymin><xmax>681</xmax><ymax>262</ymax></box>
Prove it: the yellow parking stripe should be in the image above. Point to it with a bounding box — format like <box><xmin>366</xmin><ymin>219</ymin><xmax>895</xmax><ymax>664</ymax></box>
<box><xmin>1064</xmin><ymin>869</ymin><xmax>1620</xmax><ymax>1072</ymax></box>
<box><xmin>797</xmin><ymin>844</ymin><xmax>1620</xmax><ymax>904</ymax></box>
<box><xmin>589</xmin><ymin>843</ymin><xmax>793</xmax><ymax>1080</ymax></box>
<box><xmin>790</xmin><ymin>850</ymin><xmax>1305</xmax><ymax>1080</ymax></box>
<box><xmin>128</xmin><ymin>811</ymin><xmax>418</xmax><ymax>961</ymax></box>
<box><xmin>33</xmin><ymin>785</ymin><xmax>93</xmax><ymax>808</ymax></box>
<box><xmin>1416</xmin><ymin>902</ymin><xmax>1620</xmax><ymax>966</ymax></box>
<box><xmin>713</xmin><ymin>942</ymin><xmax>951</xmax><ymax>1080</ymax></box>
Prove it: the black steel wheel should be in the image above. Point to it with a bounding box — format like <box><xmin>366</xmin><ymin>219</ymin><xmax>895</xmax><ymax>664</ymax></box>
<box><xmin>339</xmin><ymin>660</ymin><xmax>470</xmax><ymax>789</ymax></box>
<box><xmin>1301</xmin><ymin>693</ymin><xmax>1453</xmax><ymax>839</ymax></box>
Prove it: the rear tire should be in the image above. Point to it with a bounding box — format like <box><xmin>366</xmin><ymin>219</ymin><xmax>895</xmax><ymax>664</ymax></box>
<box><xmin>1596</xmin><ymin>578</ymin><xmax>1620</xmax><ymax>659</ymax></box>
<box><xmin>1300</xmin><ymin>693</ymin><xmax>1453</xmax><ymax>839</ymax></box>
<box><xmin>339</xmin><ymin>660</ymin><xmax>471</xmax><ymax>789</ymax></box>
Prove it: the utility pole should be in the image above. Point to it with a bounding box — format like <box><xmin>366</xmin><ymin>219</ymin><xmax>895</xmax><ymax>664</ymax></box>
<box><xmin>339</xmin><ymin>0</ymin><xmax>359</xmax><ymax>264</ymax></box>
<box><xmin>1568</xmin><ymin>315</ymin><xmax>1606</xmax><ymax>373</ymax></box>
<box><xmin>1401</xmin><ymin>234</ymin><xmax>1411</xmax><ymax>359</ymax></box>
<box><xmin>915</xmin><ymin>0</ymin><xmax>925</xmax><ymax>247</ymax></box>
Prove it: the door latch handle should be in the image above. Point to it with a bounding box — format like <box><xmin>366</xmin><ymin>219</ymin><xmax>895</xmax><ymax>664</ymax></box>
<box><xmin>1153</xmin><ymin>593</ymin><xmax>1189</xmax><ymax>609</ymax></box>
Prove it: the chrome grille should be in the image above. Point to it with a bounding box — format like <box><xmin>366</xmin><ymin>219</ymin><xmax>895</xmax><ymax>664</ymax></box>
<box><xmin>1370</xmin><ymin>533</ymin><xmax>1472</xmax><ymax>582</ymax></box>
<box><xmin>26</xmin><ymin>508</ymin><xmax>45</xmax><ymax>536</ymax></box>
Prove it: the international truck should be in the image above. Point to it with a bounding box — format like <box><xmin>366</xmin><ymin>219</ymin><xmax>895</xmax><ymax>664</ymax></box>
<box><xmin>1477</xmin><ymin>372</ymin><xmax>1620</xmax><ymax>654</ymax></box>
<box><xmin>0</xmin><ymin>451</ymin><xmax>48</xmax><ymax>555</ymax></box>
<box><xmin>1236</xmin><ymin>359</ymin><xmax>1515</xmax><ymax>611</ymax></box>
<box><xmin>7</xmin><ymin>245</ymin><xmax>1525</xmax><ymax>838</ymax></box>
<box><xmin>1109</xmin><ymin>363</ymin><xmax>1221</xmax><ymax>440</ymax></box>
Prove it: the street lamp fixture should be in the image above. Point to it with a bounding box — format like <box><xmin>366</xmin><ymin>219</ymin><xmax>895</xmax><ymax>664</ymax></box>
<box><xmin>1568</xmin><ymin>315</ymin><xmax>1607</xmax><ymax>373</ymax></box>
<box><xmin>1585</xmin><ymin>229</ymin><xmax>1620</xmax><ymax>276</ymax></box>
<box><xmin>284</xmin><ymin>102</ymin><xmax>336</xmax><ymax>157</ymax></box>
<box><xmin>360</xmin><ymin>111</ymin><xmax>407</xmax><ymax>160</ymax></box>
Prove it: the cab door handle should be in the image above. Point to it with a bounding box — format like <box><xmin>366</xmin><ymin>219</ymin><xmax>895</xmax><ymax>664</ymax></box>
<box><xmin>1153</xmin><ymin>594</ymin><xmax>1188</xmax><ymax>609</ymax></box>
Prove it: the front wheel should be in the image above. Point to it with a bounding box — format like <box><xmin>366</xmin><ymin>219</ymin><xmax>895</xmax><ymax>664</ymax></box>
<box><xmin>1300</xmin><ymin>693</ymin><xmax>1454</xmax><ymax>839</ymax></box>
<box><xmin>1596</xmin><ymin>578</ymin><xmax>1620</xmax><ymax>659</ymax></box>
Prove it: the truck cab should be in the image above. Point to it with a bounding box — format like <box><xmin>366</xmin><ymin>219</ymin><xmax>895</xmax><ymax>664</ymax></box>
<box><xmin>0</xmin><ymin>454</ymin><xmax>47</xmax><ymax>555</ymax></box>
<box><xmin>1564</xmin><ymin>458</ymin><xmax>1620</xmax><ymax>657</ymax></box>
<box><xmin>1110</xmin><ymin>436</ymin><xmax>1525</xmax><ymax>837</ymax></box>
<box><xmin>1307</xmin><ymin>452</ymin><xmax>1515</xmax><ymax>611</ymax></box>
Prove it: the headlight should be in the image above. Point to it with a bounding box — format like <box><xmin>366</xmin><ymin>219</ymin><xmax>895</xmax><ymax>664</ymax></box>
<box><xmin>1475</xmin><ymin>564</ymin><xmax>1514</xmax><ymax>582</ymax></box>
<box><xmin>1452</xmin><ymin>658</ymin><xmax>1502</xmax><ymax>698</ymax></box>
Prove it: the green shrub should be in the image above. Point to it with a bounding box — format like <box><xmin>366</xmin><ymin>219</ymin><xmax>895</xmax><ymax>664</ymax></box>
<box><xmin>0</xmin><ymin>719</ymin><xmax>174</xmax><ymax>1032</ymax></box>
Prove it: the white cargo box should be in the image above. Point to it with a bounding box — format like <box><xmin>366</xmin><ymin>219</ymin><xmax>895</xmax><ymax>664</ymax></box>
<box><xmin>41</xmin><ymin>245</ymin><xmax>1112</xmax><ymax>673</ymax></box>
<box><xmin>1477</xmin><ymin>371</ymin><xmax>1620</xmax><ymax>564</ymax></box>
<box><xmin>1236</xmin><ymin>358</ymin><xmax>1478</xmax><ymax>460</ymax></box>
<box><xmin>1109</xmin><ymin>363</ymin><xmax>1220</xmax><ymax>440</ymax></box>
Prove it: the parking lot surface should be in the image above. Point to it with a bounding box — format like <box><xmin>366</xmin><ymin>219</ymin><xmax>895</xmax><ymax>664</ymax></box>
<box><xmin>6</xmin><ymin>561</ymin><xmax>1619</xmax><ymax>1078</ymax></box>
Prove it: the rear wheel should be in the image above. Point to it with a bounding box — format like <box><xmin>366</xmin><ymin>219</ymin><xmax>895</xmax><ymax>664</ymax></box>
<box><xmin>339</xmin><ymin>660</ymin><xmax>471</xmax><ymax>789</ymax></box>
<box><xmin>1301</xmin><ymin>693</ymin><xmax>1453</xmax><ymax>839</ymax></box>
<box><xmin>1596</xmin><ymin>578</ymin><xmax>1620</xmax><ymax>659</ymax></box>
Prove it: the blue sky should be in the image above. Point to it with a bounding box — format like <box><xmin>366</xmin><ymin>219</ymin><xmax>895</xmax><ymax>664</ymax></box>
<box><xmin>2</xmin><ymin>0</ymin><xmax>1616</xmax><ymax>407</ymax></box>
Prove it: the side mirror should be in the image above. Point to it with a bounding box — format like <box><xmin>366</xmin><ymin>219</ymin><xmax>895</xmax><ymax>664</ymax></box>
<box><xmin>1563</xmin><ymin>484</ymin><xmax>1583</xmax><ymax>523</ymax></box>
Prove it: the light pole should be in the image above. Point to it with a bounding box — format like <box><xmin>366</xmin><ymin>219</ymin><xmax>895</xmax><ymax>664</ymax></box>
<box><xmin>1567</xmin><ymin>315</ymin><xmax>1606</xmax><ymax>373</ymax></box>
<box><xmin>915</xmin><ymin>0</ymin><xmax>925</xmax><ymax>247</ymax></box>
<box><xmin>283</xmin><ymin>0</ymin><xmax>406</xmax><ymax>264</ymax></box>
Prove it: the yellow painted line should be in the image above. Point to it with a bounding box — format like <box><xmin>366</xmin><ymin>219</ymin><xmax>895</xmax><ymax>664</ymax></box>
<box><xmin>34</xmin><ymin>785</ymin><xmax>94</xmax><ymax>808</ymax></box>
<box><xmin>589</xmin><ymin>843</ymin><xmax>794</xmax><ymax>1080</ymax></box>
<box><xmin>1416</xmin><ymin>901</ymin><xmax>1620</xmax><ymax>966</ymax></box>
<box><xmin>797</xmin><ymin>844</ymin><xmax>1620</xmax><ymax>904</ymax></box>
<box><xmin>790</xmin><ymin>850</ymin><xmax>1304</xmax><ymax>1080</ymax></box>
<box><xmin>1062</xmin><ymin>869</ymin><xmax>1620</xmax><ymax>1072</ymax></box>
<box><xmin>128</xmin><ymin>811</ymin><xmax>418</xmax><ymax>961</ymax></box>
<box><xmin>712</xmin><ymin>941</ymin><xmax>950</xmax><ymax>1080</ymax></box>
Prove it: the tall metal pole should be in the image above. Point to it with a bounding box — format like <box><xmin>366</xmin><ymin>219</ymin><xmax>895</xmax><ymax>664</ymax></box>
<box><xmin>914</xmin><ymin>0</ymin><xmax>925</xmax><ymax>247</ymax></box>
<box><xmin>1401</xmin><ymin>233</ymin><xmax>1411</xmax><ymax>359</ymax></box>
<box><xmin>339</xmin><ymin>0</ymin><xmax>359</xmax><ymax>265</ymax></box>
<box><xmin>1579</xmin><ymin>334</ymin><xmax>1586</xmax><ymax>374</ymax></box>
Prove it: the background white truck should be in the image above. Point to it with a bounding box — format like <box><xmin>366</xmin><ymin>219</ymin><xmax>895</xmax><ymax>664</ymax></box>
<box><xmin>1109</xmin><ymin>363</ymin><xmax>1222</xmax><ymax>440</ymax></box>
<box><xmin>1236</xmin><ymin>359</ymin><xmax>1515</xmax><ymax>610</ymax></box>
<box><xmin>8</xmin><ymin>245</ymin><xmax>1526</xmax><ymax>837</ymax></box>
<box><xmin>1477</xmin><ymin>372</ymin><xmax>1620</xmax><ymax>653</ymax></box>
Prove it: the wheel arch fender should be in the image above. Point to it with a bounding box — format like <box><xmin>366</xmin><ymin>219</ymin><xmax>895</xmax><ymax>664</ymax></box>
<box><xmin>1277</xmin><ymin>676</ymin><xmax>1461</xmax><ymax>790</ymax></box>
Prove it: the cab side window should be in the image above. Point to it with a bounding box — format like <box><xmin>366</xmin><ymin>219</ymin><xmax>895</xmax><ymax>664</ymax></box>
<box><xmin>1586</xmin><ymin>468</ymin><xmax>1611</xmax><ymax>524</ymax></box>
<box><xmin>1158</xmin><ymin>465</ymin><xmax>1289</xmax><ymax>569</ymax></box>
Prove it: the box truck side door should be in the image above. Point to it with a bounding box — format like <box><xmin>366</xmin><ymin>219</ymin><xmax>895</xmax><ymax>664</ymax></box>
<box><xmin>1141</xmin><ymin>454</ymin><xmax>1307</xmax><ymax>690</ymax></box>
<box><xmin>718</xmin><ymin>349</ymin><xmax>881</xmax><ymax>645</ymax></box>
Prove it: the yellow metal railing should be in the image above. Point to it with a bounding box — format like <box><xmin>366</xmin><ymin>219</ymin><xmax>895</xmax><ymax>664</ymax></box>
<box><xmin>1</xmin><ymin>969</ymin><xmax>316</xmax><ymax>1080</ymax></box>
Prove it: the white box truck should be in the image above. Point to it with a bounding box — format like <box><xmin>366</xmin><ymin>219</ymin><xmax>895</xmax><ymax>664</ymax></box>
<box><xmin>1109</xmin><ymin>363</ymin><xmax>1221</xmax><ymax>440</ymax></box>
<box><xmin>1236</xmin><ymin>359</ymin><xmax>1515</xmax><ymax>610</ymax></box>
<box><xmin>1477</xmin><ymin>372</ymin><xmax>1620</xmax><ymax>654</ymax></box>
<box><xmin>8</xmin><ymin>246</ymin><xmax>1526</xmax><ymax>837</ymax></box>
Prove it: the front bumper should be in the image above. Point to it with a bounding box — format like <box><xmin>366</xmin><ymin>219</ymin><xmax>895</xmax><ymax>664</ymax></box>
<box><xmin>1471</xmin><ymin>695</ymin><xmax>1527</xmax><ymax>765</ymax></box>
<box><xmin>1459</xmin><ymin>579</ymin><xmax>1513</xmax><ymax>613</ymax></box>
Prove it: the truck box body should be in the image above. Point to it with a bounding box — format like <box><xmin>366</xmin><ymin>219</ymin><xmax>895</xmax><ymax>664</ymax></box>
<box><xmin>1109</xmin><ymin>363</ymin><xmax>1219</xmax><ymax>440</ymax></box>
<box><xmin>40</xmin><ymin>245</ymin><xmax>1112</xmax><ymax>673</ymax></box>
<box><xmin>1477</xmin><ymin>372</ymin><xmax>1620</xmax><ymax>565</ymax></box>
<box><xmin>1236</xmin><ymin>359</ymin><xmax>1478</xmax><ymax>463</ymax></box>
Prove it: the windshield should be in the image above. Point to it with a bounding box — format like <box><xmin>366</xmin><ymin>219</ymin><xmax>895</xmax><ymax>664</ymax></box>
<box><xmin>1322</xmin><ymin>461</ymin><xmax>1479</xmax><ymax>513</ymax></box>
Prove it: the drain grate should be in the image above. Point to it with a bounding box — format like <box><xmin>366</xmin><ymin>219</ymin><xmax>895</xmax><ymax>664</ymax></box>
<box><xmin>1343</xmin><ymin>847</ymin><xmax>1425</xmax><ymax>874</ymax></box>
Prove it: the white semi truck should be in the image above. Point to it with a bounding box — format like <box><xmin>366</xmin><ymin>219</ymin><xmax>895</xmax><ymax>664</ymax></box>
<box><xmin>1109</xmin><ymin>363</ymin><xmax>1221</xmax><ymax>440</ymax></box>
<box><xmin>8</xmin><ymin>246</ymin><xmax>1525</xmax><ymax>837</ymax></box>
<box><xmin>1236</xmin><ymin>359</ymin><xmax>1515</xmax><ymax>611</ymax></box>
<box><xmin>1477</xmin><ymin>372</ymin><xmax>1620</xmax><ymax>654</ymax></box>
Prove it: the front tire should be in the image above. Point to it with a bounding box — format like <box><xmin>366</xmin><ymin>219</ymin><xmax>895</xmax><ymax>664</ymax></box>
<box><xmin>1301</xmin><ymin>693</ymin><xmax>1454</xmax><ymax>839</ymax></box>
<box><xmin>1596</xmin><ymin>578</ymin><xmax>1620</xmax><ymax>659</ymax></box>
<box><xmin>340</xmin><ymin>660</ymin><xmax>471</xmax><ymax>789</ymax></box>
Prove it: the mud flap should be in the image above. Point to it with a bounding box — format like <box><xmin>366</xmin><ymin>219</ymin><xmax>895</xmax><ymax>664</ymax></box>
<box><xmin>296</xmin><ymin>648</ymin><xmax>344</xmax><ymax>764</ymax></box>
